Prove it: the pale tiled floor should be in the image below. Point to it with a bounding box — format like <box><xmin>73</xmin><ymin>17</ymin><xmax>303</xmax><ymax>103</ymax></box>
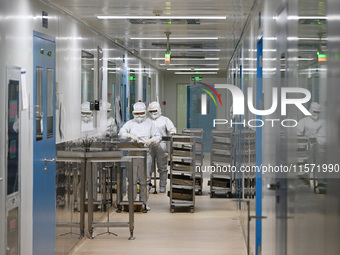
<box><xmin>68</xmin><ymin>182</ymin><xmax>248</xmax><ymax>255</ymax></box>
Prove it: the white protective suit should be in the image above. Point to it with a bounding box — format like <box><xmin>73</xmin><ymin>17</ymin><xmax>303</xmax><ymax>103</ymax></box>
<box><xmin>297</xmin><ymin>102</ymin><xmax>326</xmax><ymax>167</ymax></box>
<box><xmin>148</xmin><ymin>101</ymin><xmax>177</xmax><ymax>192</ymax></box>
<box><xmin>81</xmin><ymin>102</ymin><xmax>94</xmax><ymax>132</ymax></box>
<box><xmin>297</xmin><ymin>102</ymin><xmax>324</xmax><ymax>138</ymax></box>
<box><xmin>118</xmin><ymin>102</ymin><xmax>161</xmax><ymax>203</ymax></box>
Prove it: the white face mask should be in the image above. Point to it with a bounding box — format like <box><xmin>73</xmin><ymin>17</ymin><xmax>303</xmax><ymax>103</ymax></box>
<box><xmin>311</xmin><ymin>113</ymin><xmax>319</xmax><ymax>121</ymax></box>
<box><xmin>82</xmin><ymin>115</ymin><xmax>92</xmax><ymax>123</ymax></box>
<box><xmin>134</xmin><ymin>114</ymin><xmax>146</xmax><ymax>123</ymax></box>
<box><xmin>150</xmin><ymin>112</ymin><xmax>161</xmax><ymax>119</ymax></box>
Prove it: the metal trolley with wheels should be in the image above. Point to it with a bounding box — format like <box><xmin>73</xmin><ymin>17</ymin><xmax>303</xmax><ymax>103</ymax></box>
<box><xmin>169</xmin><ymin>135</ymin><xmax>196</xmax><ymax>213</ymax></box>
<box><xmin>209</xmin><ymin>129</ymin><xmax>233</xmax><ymax>198</ymax></box>
<box><xmin>182</xmin><ymin>128</ymin><xmax>204</xmax><ymax>195</ymax></box>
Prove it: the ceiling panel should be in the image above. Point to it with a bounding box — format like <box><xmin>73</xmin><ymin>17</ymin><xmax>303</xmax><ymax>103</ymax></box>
<box><xmin>49</xmin><ymin>0</ymin><xmax>256</xmax><ymax>74</ymax></box>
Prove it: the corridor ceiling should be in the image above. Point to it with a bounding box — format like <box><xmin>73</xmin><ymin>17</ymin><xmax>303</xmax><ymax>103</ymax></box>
<box><xmin>47</xmin><ymin>0</ymin><xmax>257</xmax><ymax>75</ymax></box>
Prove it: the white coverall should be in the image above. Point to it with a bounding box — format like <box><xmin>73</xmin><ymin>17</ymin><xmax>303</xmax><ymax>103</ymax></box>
<box><xmin>118</xmin><ymin>112</ymin><xmax>161</xmax><ymax>201</ymax></box>
<box><xmin>297</xmin><ymin>102</ymin><xmax>324</xmax><ymax>138</ymax></box>
<box><xmin>148</xmin><ymin>102</ymin><xmax>176</xmax><ymax>190</ymax></box>
<box><xmin>297</xmin><ymin>102</ymin><xmax>326</xmax><ymax>189</ymax></box>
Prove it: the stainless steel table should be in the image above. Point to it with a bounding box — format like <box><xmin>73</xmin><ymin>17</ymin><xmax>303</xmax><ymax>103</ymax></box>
<box><xmin>56</xmin><ymin>150</ymin><xmax>135</xmax><ymax>240</ymax></box>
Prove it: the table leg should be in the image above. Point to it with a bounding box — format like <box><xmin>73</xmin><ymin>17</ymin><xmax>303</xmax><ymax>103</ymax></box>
<box><xmin>127</xmin><ymin>161</ymin><xmax>135</xmax><ymax>240</ymax></box>
<box><xmin>87</xmin><ymin>161</ymin><xmax>94</xmax><ymax>239</ymax></box>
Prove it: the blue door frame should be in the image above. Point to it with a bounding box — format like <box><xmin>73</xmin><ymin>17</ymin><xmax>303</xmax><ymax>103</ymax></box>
<box><xmin>186</xmin><ymin>82</ymin><xmax>216</xmax><ymax>152</ymax></box>
<box><xmin>256</xmin><ymin>37</ymin><xmax>263</xmax><ymax>255</ymax></box>
<box><xmin>33</xmin><ymin>31</ymin><xmax>56</xmax><ymax>255</ymax></box>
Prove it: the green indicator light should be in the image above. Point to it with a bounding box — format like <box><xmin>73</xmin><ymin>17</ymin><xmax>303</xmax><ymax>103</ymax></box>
<box><xmin>167</xmin><ymin>20</ymin><xmax>172</xmax><ymax>24</ymax></box>
<box><xmin>318</xmin><ymin>53</ymin><xmax>327</xmax><ymax>58</ymax></box>
<box><xmin>191</xmin><ymin>77</ymin><xmax>202</xmax><ymax>81</ymax></box>
<box><xmin>245</xmin><ymin>77</ymin><xmax>248</xmax><ymax>81</ymax></box>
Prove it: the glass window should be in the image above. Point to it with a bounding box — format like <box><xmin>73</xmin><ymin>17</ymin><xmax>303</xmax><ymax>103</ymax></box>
<box><xmin>47</xmin><ymin>68</ymin><xmax>54</xmax><ymax>138</ymax></box>
<box><xmin>36</xmin><ymin>67</ymin><xmax>43</xmax><ymax>141</ymax></box>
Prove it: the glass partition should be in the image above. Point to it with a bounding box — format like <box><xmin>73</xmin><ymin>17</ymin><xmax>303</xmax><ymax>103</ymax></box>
<box><xmin>296</xmin><ymin>0</ymin><xmax>327</xmax><ymax>193</ymax></box>
<box><xmin>81</xmin><ymin>51</ymin><xmax>94</xmax><ymax>132</ymax></box>
<box><xmin>107</xmin><ymin>61</ymin><xmax>117</xmax><ymax>117</ymax></box>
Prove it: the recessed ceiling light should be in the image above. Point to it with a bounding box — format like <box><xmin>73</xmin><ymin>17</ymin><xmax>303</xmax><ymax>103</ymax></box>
<box><xmin>159</xmin><ymin>63</ymin><xmax>219</xmax><ymax>66</ymax></box>
<box><xmin>152</xmin><ymin>57</ymin><xmax>219</xmax><ymax>60</ymax></box>
<box><xmin>132</xmin><ymin>37</ymin><xmax>218</xmax><ymax>40</ymax></box>
<box><xmin>167</xmin><ymin>68</ymin><xmax>219</xmax><ymax>71</ymax></box>
<box><xmin>97</xmin><ymin>15</ymin><xmax>227</xmax><ymax>20</ymax></box>
<box><xmin>174</xmin><ymin>72</ymin><xmax>218</xmax><ymax>74</ymax></box>
<box><xmin>140</xmin><ymin>48</ymin><xmax>221</xmax><ymax>52</ymax></box>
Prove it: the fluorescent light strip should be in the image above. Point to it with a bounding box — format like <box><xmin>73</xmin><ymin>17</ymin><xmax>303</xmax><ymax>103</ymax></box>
<box><xmin>131</xmin><ymin>37</ymin><xmax>218</xmax><ymax>40</ymax></box>
<box><xmin>152</xmin><ymin>57</ymin><xmax>219</xmax><ymax>60</ymax></box>
<box><xmin>140</xmin><ymin>48</ymin><xmax>221</xmax><ymax>52</ymax></box>
<box><xmin>160</xmin><ymin>63</ymin><xmax>219</xmax><ymax>66</ymax></box>
<box><xmin>167</xmin><ymin>68</ymin><xmax>219</xmax><ymax>71</ymax></box>
<box><xmin>287</xmin><ymin>16</ymin><xmax>328</xmax><ymax>20</ymax></box>
<box><xmin>97</xmin><ymin>15</ymin><xmax>227</xmax><ymax>20</ymax></box>
<box><xmin>287</xmin><ymin>37</ymin><xmax>328</xmax><ymax>41</ymax></box>
<box><xmin>174</xmin><ymin>72</ymin><xmax>218</xmax><ymax>74</ymax></box>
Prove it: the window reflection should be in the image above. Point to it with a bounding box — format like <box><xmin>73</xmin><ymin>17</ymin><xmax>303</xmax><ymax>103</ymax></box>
<box><xmin>81</xmin><ymin>51</ymin><xmax>94</xmax><ymax>132</ymax></box>
<box><xmin>296</xmin><ymin>0</ymin><xmax>327</xmax><ymax>194</ymax></box>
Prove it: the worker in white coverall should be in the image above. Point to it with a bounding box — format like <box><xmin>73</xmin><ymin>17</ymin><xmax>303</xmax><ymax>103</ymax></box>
<box><xmin>297</xmin><ymin>102</ymin><xmax>324</xmax><ymax>138</ymax></box>
<box><xmin>148</xmin><ymin>101</ymin><xmax>177</xmax><ymax>193</ymax></box>
<box><xmin>297</xmin><ymin>102</ymin><xmax>326</xmax><ymax>192</ymax></box>
<box><xmin>118</xmin><ymin>102</ymin><xmax>161</xmax><ymax>210</ymax></box>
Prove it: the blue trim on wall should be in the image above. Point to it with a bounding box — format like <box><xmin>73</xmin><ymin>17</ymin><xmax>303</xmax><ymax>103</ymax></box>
<box><xmin>256</xmin><ymin>37</ymin><xmax>263</xmax><ymax>255</ymax></box>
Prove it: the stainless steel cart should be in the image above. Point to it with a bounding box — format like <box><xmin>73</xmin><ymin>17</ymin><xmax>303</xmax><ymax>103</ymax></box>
<box><xmin>182</xmin><ymin>128</ymin><xmax>204</xmax><ymax>195</ymax></box>
<box><xmin>169</xmin><ymin>135</ymin><xmax>196</xmax><ymax>213</ymax></box>
<box><xmin>209</xmin><ymin>129</ymin><xmax>233</xmax><ymax>198</ymax></box>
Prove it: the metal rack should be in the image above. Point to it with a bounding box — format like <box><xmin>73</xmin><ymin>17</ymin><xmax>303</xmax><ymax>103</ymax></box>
<box><xmin>241</xmin><ymin>129</ymin><xmax>256</xmax><ymax>199</ymax></box>
<box><xmin>182</xmin><ymin>128</ymin><xmax>204</xmax><ymax>195</ymax></box>
<box><xmin>209</xmin><ymin>129</ymin><xmax>233</xmax><ymax>198</ymax></box>
<box><xmin>169</xmin><ymin>135</ymin><xmax>196</xmax><ymax>213</ymax></box>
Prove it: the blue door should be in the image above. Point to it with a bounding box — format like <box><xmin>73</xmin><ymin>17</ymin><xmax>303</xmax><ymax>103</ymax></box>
<box><xmin>187</xmin><ymin>82</ymin><xmax>217</xmax><ymax>152</ymax></box>
<box><xmin>256</xmin><ymin>37</ymin><xmax>263</xmax><ymax>255</ymax></box>
<box><xmin>33</xmin><ymin>31</ymin><xmax>56</xmax><ymax>255</ymax></box>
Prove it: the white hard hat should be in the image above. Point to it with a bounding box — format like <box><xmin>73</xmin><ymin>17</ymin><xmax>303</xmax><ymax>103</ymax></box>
<box><xmin>309</xmin><ymin>102</ymin><xmax>322</xmax><ymax>113</ymax></box>
<box><xmin>148</xmin><ymin>101</ymin><xmax>162</xmax><ymax>114</ymax></box>
<box><xmin>132</xmin><ymin>102</ymin><xmax>146</xmax><ymax>113</ymax></box>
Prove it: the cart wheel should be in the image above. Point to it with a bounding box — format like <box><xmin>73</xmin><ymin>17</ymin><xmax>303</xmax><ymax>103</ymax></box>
<box><xmin>170</xmin><ymin>206</ymin><xmax>175</xmax><ymax>213</ymax></box>
<box><xmin>198</xmin><ymin>190</ymin><xmax>202</xmax><ymax>195</ymax></box>
<box><xmin>210</xmin><ymin>192</ymin><xmax>215</xmax><ymax>198</ymax></box>
<box><xmin>190</xmin><ymin>207</ymin><xmax>194</xmax><ymax>213</ymax></box>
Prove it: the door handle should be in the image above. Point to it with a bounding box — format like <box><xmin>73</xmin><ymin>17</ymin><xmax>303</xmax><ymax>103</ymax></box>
<box><xmin>267</xmin><ymin>183</ymin><xmax>280</xmax><ymax>190</ymax></box>
<box><xmin>44</xmin><ymin>158</ymin><xmax>55</xmax><ymax>164</ymax></box>
<box><xmin>44</xmin><ymin>158</ymin><xmax>55</xmax><ymax>173</ymax></box>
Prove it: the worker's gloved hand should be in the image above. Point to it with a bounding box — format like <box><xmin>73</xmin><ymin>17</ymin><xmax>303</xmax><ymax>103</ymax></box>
<box><xmin>170</xmin><ymin>132</ymin><xmax>176</xmax><ymax>135</ymax></box>
<box><xmin>144</xmin><ymin>138</ymin><xmax>155</xmax><ymax>146</ymax></box>
<box><xmin>126</xmin><ymin>133</ymin><xmax>139</xmax><ymax>142</ymax></box>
